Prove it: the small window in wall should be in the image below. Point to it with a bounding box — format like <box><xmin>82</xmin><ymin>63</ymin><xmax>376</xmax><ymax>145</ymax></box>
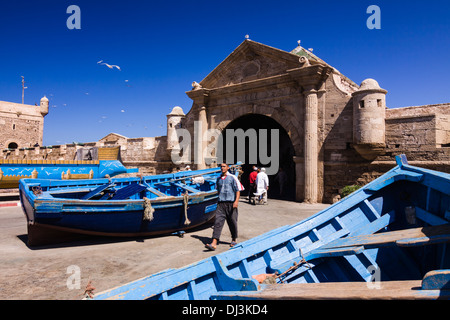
<box><xmin>8</xmin><ymin>142</ymin><xmax>18</xmax><ymax>149</ymax></box>
<box><xmin>359</xmin><ymin>100</ymin><xmax>365</xmax><ymax>108</ymax></box>
<box><xmin>377</xmin><ymin>99</ymin><xmax>382</xmax><ymax>107</ymax></box>
<box><xmin>12</xmin><ymin>124</ymin><xmax>16</xmax><ymax>130</ymax></box>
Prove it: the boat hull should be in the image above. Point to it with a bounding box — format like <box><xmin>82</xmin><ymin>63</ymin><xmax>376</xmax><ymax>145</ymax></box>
<box><xmin>18</xmin><ymin>165</ymin><xmax>229</xmax><ymax>246</ymax></box>
<box><xmin>21</xmin><ymin>191</ymin><xmax>218</xmax><ymax>246</ymax></box>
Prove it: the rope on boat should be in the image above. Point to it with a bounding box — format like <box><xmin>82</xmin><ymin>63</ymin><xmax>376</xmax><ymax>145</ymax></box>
<box><xmin>275</xmin><ymin>248</ymin><xmax>312</xmax><ymax>283</ymax></box>
<box><xmin>83</xmin><ymin>279</ymin><xmax>96</xmax><ymax>299</ymax></box>
<box><xmin>143</xmin><ymin>197</ymin><xmax>155</xmax><ymax>221</ymax></box>
<box><xmin>32</xmin><ymin>186</ymin><xmax>42</xmax><ymax>196</ymax></box>
<box><xmin>183</xmin><ymin>192</ymin><xmax>191</xmax><ymax>225</ymax></box>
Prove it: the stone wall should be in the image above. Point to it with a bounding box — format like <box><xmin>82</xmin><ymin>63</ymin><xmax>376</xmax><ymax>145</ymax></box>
<box><xmin>322</xmin><ymin>103</ymin><xmax>450</xmax><ymax>203</ymax></box>
<box><xmin>0</xmin><ymin>98</ymin><xmax>48</xmax><ymax>149</ymax></box>
<box><xmin>1</xmin><ymin>135</ymin><xmax>173</xmax><ymax>178</ymax></box>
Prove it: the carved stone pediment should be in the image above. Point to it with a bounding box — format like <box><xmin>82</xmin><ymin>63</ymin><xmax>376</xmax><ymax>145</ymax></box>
<box><xmin>198</xmin><ymin>40</ymin><xmax>303</xmax><ymax>89</ymax></box>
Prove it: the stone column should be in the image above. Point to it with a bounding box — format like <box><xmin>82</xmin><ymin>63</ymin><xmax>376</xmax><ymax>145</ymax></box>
<box><xmin>195</xmin><ymin>106</ymin><xmax>208</xmax><ymax>169</ymax></box>
<box><xmin>303</xmin><ymin>88</ymin><xmax>318</xmax><ymax>203</ymax></box>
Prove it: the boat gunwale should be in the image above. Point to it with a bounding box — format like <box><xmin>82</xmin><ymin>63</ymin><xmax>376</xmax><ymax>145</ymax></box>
<box><xmin>19</xmin><ymin>166</ymin><xmax>223</xmax><ymax>208</ymax></box>
<box><xmin>31</xmin><ymin>190</ymin><xmax>219</xmax><ymax>207</ymax></box>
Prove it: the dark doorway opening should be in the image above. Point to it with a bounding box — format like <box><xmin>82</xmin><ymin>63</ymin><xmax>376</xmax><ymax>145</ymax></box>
<box><xmin>8</xmin><ymin>142</ymin><xmax>18</xmax><ymax>149</ymax></box>
<box><xmin>219</xmin><ymin>114</ymin><xmax>296</xmax><ymax>200</ymax></box>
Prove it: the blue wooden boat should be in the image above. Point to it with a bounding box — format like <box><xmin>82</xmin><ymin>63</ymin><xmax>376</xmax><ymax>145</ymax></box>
<box><xmin>0</xmin><ymin>159</ymin><xmax>138</xmax><ymax>189</ymax></box>
<box><xmin>19</xmin><ymin>165</ymin><xmax>239</xmax><ymax>246</ymax></box>
<box><xmin>93</xmin><ymin>155</ymin><xmax>450</xmax><ymax>300</ymax></box>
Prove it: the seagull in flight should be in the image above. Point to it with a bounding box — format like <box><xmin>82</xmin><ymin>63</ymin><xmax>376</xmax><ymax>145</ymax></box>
<box><xmin>97</xmin><ymin>60</ymin><xmax>121</xmax><ymax>71</ymax></box>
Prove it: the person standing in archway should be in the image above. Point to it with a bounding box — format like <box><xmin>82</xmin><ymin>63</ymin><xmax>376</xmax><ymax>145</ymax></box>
<box><xmin>248</xmin><ymin>165</ymin><xmax>258</xmax><ymax>203</ymax></box>
<box><xmin>205</xmin><ymin>163</ymin><xmax>244</xmax><ymax>251</ymax></box>
<box><xmin>255</xmin><ymin>168</ymin><xmax>269</xmax><ymax>204</ymax></box>
<box><xmin>275</xmin><ymin>167</ymin><xmax>287</xmax><ymax>198</ymax></box>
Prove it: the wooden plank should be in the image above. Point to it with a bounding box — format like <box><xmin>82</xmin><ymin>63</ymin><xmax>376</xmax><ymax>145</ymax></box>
<box><xmin>268</xmin><ymin>228</ymin><xmax>350</xmax><ymax>274</ymax></box>
<box><xmin>211</xmin><ymin>256</ymin><xmax>259</xmax><ymax>292</ymax></box>
<box><xmin>343</xmin><ymin>254</ymin><xmax>374</xmax><ymax>281</ymax></box>
<box><xmin>396</xmin><ymin>235</ymin><xmax>450</xmax><ymax>247</ymax></box>
<box><xmin>422</xmin><ymin>270</ymin><xmax>450</xmax><ymax>290</ymax></box>
<box><xmin>187</xmin><ymin>281</ymin><xmax>200</xmax><ymax>300</ymax></box>
<box><xmin>146</xmin><ymin>186</ymin><xmax>167</xmax><ymax>197</ymax></box>
<box><xmin>81</xmin><ymin>182</ymin><xmax>113</xmax><ymax>200</ymax></box>
<box><xmin>349</xmin><ymin>210</ymin><xmax>395</xmax><ymax>237</ymax></box>
<box><xmin>212</xmin><ymin>280</ymin><xmax>450</xmax><ymax>300</ymax></box>
<box><xmin>109</xmin><ymin>184</ymin><xmax>147</xmax><ymax>200</ymax></box>
<box><xmin>305</xmin><ymin>269</ymin><xmax>319</xmax><ymax>283</ymax></box>
<box><xmin>140</xmin><ymin>181</ymin><xmax>167</xmax><ymax>197</ymax></box>
<box><xmin>322</xmin><ymin>224</ymin><xmax>450</xmax><ymax>250</ymax></box>
<box><xmin>305</xmin><ymin>246</ymin><xmax>364</xmax><ymax>260</ymax></box>
<box><xmin>415</xmin><ymin>207</ymin><xmax>448</xmax><ymax>226</ymax></box>
<box><xmin>170</xmin><ymin>182</ymin><xmax>200</xmax><ymax>194</ymax></box>
<box><xmin>239</xmin><ymin>259</ymin><xmax>251</xmax><ymax>278</ymax></box>
<box><xmin>361</xmin><ymin>199</ymin><xmax>381</xmax><ymax>220</ymax></box>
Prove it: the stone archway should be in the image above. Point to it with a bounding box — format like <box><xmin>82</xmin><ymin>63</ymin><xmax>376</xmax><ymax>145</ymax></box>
<box><xmin>219</xmin><ymin>114</ymin><xmax>296</xmax><ymax>201</ymax></box>
<box><xmin>7</xmin><ymin>142</ymin><xmax>18</xmax><ymax>150</ymax></box>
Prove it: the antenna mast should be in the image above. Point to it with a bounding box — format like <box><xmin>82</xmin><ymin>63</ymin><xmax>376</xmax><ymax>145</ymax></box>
<box><xmin>21</xmin><ymin>76</ymin><xmax>27</xmax><ymax>104</ymax></box>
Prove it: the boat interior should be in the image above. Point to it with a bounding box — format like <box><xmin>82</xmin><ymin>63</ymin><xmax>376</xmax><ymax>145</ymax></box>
<box><xmin>21</xmin><ymin>169</ymin><xmax>221</xmax><ymax>201</ymax></box>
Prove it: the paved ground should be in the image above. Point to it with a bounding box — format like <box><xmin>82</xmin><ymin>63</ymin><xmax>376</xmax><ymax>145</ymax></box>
<box><xmin>0</xmin><ymin>197</ymin><xmax>328</xmax><ymax>300</ymax></box>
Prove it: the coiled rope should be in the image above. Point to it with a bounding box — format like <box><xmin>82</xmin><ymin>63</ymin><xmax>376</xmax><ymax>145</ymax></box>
<box><xmin>183</xmin><ymin>192</ymin><xmax>191</xmax><ymax>225</ymax></box>
<box><xmin>142</xmin><ymin>197</ymin><xmax>154</xmax><ymax>221</ymax></box>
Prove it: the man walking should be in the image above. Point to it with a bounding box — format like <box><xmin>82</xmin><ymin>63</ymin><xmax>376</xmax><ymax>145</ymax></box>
<box><xmin>255</xmin><ymin>167</ymin><xmax>269</xmax><ymax>204</ymax></box>
<box><xmin>248</xmin><ymin>165</ymin><xmax>258</xmax><ymax>203</ymax></box>
<box><xmin>205</xmin><ymin>163</ymin><xmax>244</xmax><ymax>251</ymax></box>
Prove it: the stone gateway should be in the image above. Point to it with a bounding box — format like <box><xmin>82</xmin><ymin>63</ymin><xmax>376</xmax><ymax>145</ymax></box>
<box><xmin>179</xmin><ymin>40</ymin><xmax>449</xmax><ymax>203</ymax></box>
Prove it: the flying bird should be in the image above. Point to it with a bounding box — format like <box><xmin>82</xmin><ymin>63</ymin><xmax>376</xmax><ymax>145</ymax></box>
<box><xmin>97</xmin><ymin>60</ymin><xmax>121</xmax><ymax>71</ymax></box>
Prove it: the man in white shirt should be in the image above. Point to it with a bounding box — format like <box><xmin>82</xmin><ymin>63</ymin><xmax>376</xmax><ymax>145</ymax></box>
<box><xmin>255</xmin><ymin>167</ymin><xmax>269</xmax><ymax>204</ymax></box>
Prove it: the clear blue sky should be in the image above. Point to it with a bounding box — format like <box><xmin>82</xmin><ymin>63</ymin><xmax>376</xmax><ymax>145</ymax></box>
<box><xmin>0</xmin><ymin>0</ymin><xmax>449</xmax><ymax>146</ymax></box>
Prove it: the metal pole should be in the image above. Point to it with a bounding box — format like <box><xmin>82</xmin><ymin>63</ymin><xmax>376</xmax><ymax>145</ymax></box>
<box><xmin>21</xmin><ymin>76</ymin><xmax>25</xmax><ymax>104</ymax></box>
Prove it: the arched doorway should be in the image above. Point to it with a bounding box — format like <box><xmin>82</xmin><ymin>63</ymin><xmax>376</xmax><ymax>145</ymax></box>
<box><xmin>219</xmin><ymin>114</ymin><xmax>296</xmax><ymax>200</ymax></box>
<box><xmin>8</xmin><ymin>142</ymin><xmax>18</xmax><ymax>150</ymax></box>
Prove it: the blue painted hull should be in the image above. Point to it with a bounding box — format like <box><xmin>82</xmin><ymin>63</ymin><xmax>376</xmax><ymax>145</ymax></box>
<box><xmin>0</xmin><ymin>160</ymin><xmax>138</xmax><ymax>188</ymax></box>
<box><xmin>19</xmin><ymin>166</ymin><xmax>226</xmax><ymax>246</ymax></box>
<box><xmin>93</xmin><ymin>155</ymin><xmax>450</xmax><ymax>300</ymax></box>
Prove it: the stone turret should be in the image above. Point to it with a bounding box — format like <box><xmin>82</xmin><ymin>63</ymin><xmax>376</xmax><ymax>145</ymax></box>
<box><xmin>40</xmin><ymin>96</ymin><xmax>49</xmax><ymax>116</ymax></box>
<box><xmin>166</xmin><ymin>106</ymin><xmax>185</xmax><ymax>151</ymax></box>
<box><xmin>352</xmin><ymin>79</ymin><xmax>387</xmax><ymax>160</ymax></box>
